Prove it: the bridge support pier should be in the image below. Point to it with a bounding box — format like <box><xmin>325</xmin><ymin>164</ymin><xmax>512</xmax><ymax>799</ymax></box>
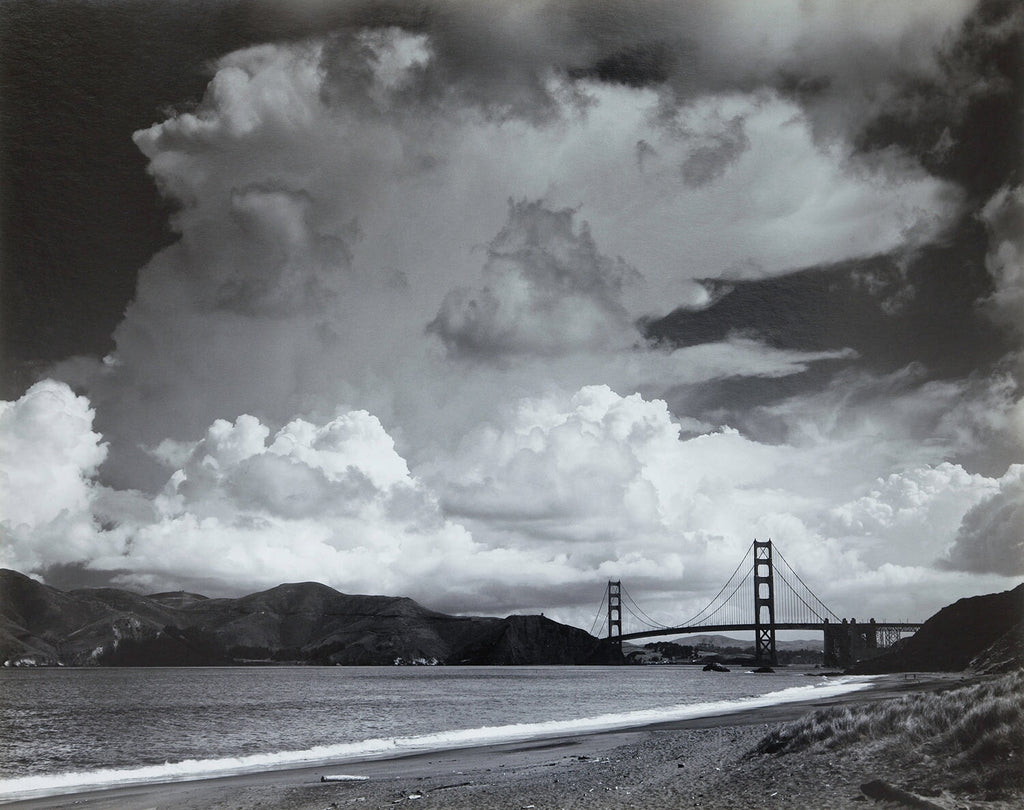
<box><xmin>753</xmin><ymin>540</ymin><xmax>777</xmax><ymax>666</ymax></box>
<box><xmin>824</xmin><ymin>618</ymin><xmax>882</xmax><ymax>668</ymax></box>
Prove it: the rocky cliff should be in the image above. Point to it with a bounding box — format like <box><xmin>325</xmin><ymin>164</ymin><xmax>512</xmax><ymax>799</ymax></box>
<box><xmin>0</xmin><ymin>569</ymin><xmax>620</xmax><ymax>666</ymax></box>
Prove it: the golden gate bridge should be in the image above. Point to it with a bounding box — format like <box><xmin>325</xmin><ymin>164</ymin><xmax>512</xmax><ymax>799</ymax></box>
<box><xmin>590</xmin><ymin>540</ymin><xmax>921</xmax><ymax>667</ymax></box>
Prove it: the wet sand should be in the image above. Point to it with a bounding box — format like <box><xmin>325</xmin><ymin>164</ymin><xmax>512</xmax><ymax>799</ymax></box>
<box><xmin>4</xmin><ymin>673</ymin><xmax>1001</xmax><ymax>810</ymax></box>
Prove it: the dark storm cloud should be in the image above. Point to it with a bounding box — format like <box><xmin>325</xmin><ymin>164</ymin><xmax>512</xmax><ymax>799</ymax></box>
<box><xmin>646</xmin><ymin>223</ymin><xmax>1011</xmax><ymax>380</ymax></box>
<box><xmin>644</xmin><ymin>206</ymin><xmax>1022</xmax><ymax>476</ymax></box>
<box><xmin>856</xmin><ymin>0</ymin><xmax>1023</xmax><ymax>197</ymax></box>
<box><xmin>569</xmin><ymin>42</ymin><xmax>675</xmax><ymax>88</ymax></box>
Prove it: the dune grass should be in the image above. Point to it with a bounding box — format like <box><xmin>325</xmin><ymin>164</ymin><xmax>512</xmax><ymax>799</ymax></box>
<box><xmin>754</xmin><ymin>670</ymin><xmax>1024</xmax><ymax>794</ymax></box>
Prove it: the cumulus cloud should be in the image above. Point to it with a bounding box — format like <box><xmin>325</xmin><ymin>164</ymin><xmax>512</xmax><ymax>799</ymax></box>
<box><xmin>345</xmin><ymin>0</ymin><xmax>985</xmax><ymax>142</ymax></box>
<box><xmin>941</xmin><ymin>464</ymin><xmax>1024</xmax><ymax>576</ymax></box>
<box><xmin>428</xmin><ymin>200</ymin><xmax>641</xmax><ymax>358</ymax></box>
<box><xmin>0</xmin><ymin>380</ymin><xmax>106</xmax><ymax>528</ymax></box>
<box><xmin>0</xmin><ymin>384</ymin><xmax>797</xmax><ymax>620</ymax></box>
<box><xmin>0</xmin><ymin>396</ymin><xmax>602</xmax><ymax>611</ymax></box>
<box><xmin>425</xmin><ymin>385</ymin><xmax>875</xmax><ymax>617</ymax></box>
<box><xmin>0</xmin><ymin>381</ymin><xmax>114</xmax><ymax>572</ymax></box>
<box><xmin>4</xmin><ymin>375</ymin><xmax>1018</xmax><ymax>627</ymax></box>
<box><xmin>828</xmin><ymin>462</ymin><xmax>1000</xmax><ymax>566</ymax></box>
<box><xmin>63</xmin><ymin>26</ymin><xmax>956</xmax><ymax>492</ymax></box>
<box><xmin>12</xmin><ymin>0</ymin><xmax>1017</xmax><ymax>627</ymax></box>
<box><xmin>107</xmin><ymin>410</ymin><xmax>474</xmax><ymax>595</ymax></box>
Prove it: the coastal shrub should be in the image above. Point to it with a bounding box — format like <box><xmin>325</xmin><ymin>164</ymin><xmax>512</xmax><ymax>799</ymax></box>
<box><xmin>753</xmin><ymin>670</ymin><xmax>1024</xmax><ymax>793</ymax></box>
<box><xmin>941</xmin><ymin>694</ymin><xmax>1023</xmax><ymax>766</ymax></box>
<box><xmin>749</xmin><ymin>667</ymin><xmax>1019</xmax><ymax>794</ymax></box>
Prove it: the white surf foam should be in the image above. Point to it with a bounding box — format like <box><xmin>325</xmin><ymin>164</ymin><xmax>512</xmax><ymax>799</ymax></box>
<box><xmin>0</xmin><ymin>676</ymin><xmax>876</xmax><ymax>803</ymax></box>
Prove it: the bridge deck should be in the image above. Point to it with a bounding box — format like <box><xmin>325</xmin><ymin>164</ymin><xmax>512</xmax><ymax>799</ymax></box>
<box><xmin>618</xmin><ymin>622</ymin><xmax>922</xmax><ymax>643</ymax></box>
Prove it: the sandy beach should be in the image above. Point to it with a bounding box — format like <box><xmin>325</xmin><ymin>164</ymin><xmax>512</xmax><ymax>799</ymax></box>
<box><xmin>8</xmin><ymin>673</ymin><xmax>1015</xmax><ymax>810</ymax></box>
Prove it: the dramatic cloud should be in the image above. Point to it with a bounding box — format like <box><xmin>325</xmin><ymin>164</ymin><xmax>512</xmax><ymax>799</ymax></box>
<box><xmin>59</xmin><ymin>28</ymin><xmax>951</xmax><ymax>493</ymax></box>
<box><xmin>0</xmin><ymin>381</ymin><xmax>112</xmax><ymax>573</ymax></box>
<box><xmin>0</xmin><ymin>380</ymin><xmax>106</xmax><ymax>528</ymax></box>
<box><xmin>828</xmin><ymin>463</ymin><xmax>1000</xmax><ymax>566</ymax></box>
<box><xmin>942</xmin><ymin>464</ymin><xmax>1024</xmax><ymax>576</ymax></box>
<box><xmin>99</xmin><ymin>411</ymin><xmax>486</xmax><ymax>597</ymax></box>
<box><xmin>737</xmin><ymin>363</ymin><xmax>1024</xmax><ymax>477</ymax></box>
<box><xmin>0</xmin><ymin>397</ymin><xmax>606</xmax><ymax>609</ymax></box>
<box><xmin>680</xmin><ymin>114</ymin><xmax>750</xmax><ymax>188</ymax></box>
<box><xmin>4</xmin><ymin>0</ymin><xmax>1020</xmax><ymax>628</ymax></box>
<box><xmin>428</xmin><ymin>200</ymin><xmax>641</xmax><ymax>358</ymax></box>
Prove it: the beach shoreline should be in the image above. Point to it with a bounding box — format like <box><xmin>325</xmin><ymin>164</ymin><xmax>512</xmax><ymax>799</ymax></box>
<box><xmin>1</xmin><ymin>672</ymin><xmax>982</xmax><ymax>810</ymax></box>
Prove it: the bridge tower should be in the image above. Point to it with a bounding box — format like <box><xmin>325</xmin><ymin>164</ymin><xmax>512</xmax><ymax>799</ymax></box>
<box><xmin>607</xmin><ymin>580</ymin><xmax>622</xmax><ymax>652</ymax></box>
<box><xmin>753</xmin><ymin>540</ymin><xmax>778</xmax><ymax>665</ymax></box>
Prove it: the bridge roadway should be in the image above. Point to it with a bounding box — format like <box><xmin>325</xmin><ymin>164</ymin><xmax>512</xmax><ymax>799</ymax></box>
<box><xmin>617</xmin><ymin>622</ymin><xmax>923</xmax><ymax>643</ymax></box>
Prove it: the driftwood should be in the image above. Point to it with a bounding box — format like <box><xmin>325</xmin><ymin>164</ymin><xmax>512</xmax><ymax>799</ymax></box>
<box><xmin>320</xmin><ymin>774</ymin><xmax>370</xmax><ymax>782</ymax></box>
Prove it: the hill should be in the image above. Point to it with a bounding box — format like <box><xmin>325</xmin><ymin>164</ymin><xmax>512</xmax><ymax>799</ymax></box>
<box><xmin>0</xmin><ymin>569</ymin><xmax>619</xmax><ymax>667</ymax></box>
<box><xmin>850</xmin><ymin>582</ymin><xmax>1024</xmax><ymax>674</ymax></box>
<box><xmin>666</xmin><ymin>634</ymin><xmax>821</xmax><ymax>652</ymax></box>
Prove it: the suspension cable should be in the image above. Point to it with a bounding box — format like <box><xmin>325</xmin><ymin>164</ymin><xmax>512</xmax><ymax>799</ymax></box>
<box><xmin>620</xmin><ymin>601</ymin><xmax>652</xmax><ymax>630</ymax></box>
<box><xmin>702</xmin><ymin>562</ymin><xmax>753</xmax><ymax>625</ymax></box>
<box><xmin>592</xmin><ymin>540</ymin><xmax>842</xmax><ymax>637</ymax></box>
<box><xmin>773</xmin><ymin>547</ymin><xmax>841</xmax><ymax>621</ymax></box>
<box><xmin>589</xmin><ymin>585</ymin><xmax>608</xmax><ymax>637</ymax></box>
<box><xmin>679</xmin><ymin>540</ymin><xmax>754</xmax><ymax>626</ymax></box>
<box><xmin>774</xmin><ymin>567</ymin><xmax>827</xmax><ymax>623</ymax></box>
<box><xmin>621</xmin><ymin>583</ymin><xmax>669</xmax><ymax>628</ymax></box>
<box><xmin>619</xmin><ymin>592</ymin><xmax>664</xmax><ymax>629</ymax></box>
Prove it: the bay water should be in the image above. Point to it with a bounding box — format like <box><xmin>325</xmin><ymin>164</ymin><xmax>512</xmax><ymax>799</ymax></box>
<box><xmin>0</xmin><ymin>665</ymin><xmax>874</xmax><ymax>801</ymax></box>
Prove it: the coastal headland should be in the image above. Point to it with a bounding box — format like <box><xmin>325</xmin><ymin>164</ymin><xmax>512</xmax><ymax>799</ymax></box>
<box><xmin>5</xmin><ymin>671</ymin><xmax>1021</xmax><ymax>810</ymax></box>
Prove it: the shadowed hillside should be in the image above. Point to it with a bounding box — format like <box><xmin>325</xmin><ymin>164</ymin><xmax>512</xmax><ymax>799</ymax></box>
<box><xmin>0</xmin><ymin>570</ymin><xmax>619</xmax><ymax>667</ymax></box>
<box><xmin>850</xmin><ymin>583</ymin><xmax>1024</xmax><ymax>674</ymax></box>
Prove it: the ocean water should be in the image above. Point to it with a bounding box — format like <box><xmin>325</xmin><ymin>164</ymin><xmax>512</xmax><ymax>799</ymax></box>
<box><xmin>0</xmin><ymin>666</ymin><xmax>874</xmax><ymax>802</ymax></box>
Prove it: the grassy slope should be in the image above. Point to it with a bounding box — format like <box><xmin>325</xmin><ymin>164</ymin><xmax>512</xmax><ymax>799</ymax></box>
<box><xmin>754</xmin><ymin>670</ymin><xmax>1024</xmax><ymax>799</ymax></box>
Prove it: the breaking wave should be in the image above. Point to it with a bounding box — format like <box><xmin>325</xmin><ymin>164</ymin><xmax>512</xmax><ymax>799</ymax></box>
<box><xmin>0</xmin><ymin>676</ymin><xmax>874</xmax><ymax>803</ymax></box>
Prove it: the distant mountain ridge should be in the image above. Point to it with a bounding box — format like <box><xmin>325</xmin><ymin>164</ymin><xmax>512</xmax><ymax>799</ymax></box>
<box><xmin>663</xmin><ymin>634</ymin><xmax>822</xmax><ymax>652</ymax></box>
<box><xmin>0</xmin><ymin>570</ymin><xmax>619</xmax><ymax>667</ymax></box>
<box><xmin>4</xmin><ymin>570</ymin><xmax>1019</xmax><ymax>671</ymax></box>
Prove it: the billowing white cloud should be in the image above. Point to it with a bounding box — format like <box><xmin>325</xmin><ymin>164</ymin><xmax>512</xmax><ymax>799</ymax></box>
<box><xmin>104</xmin><ymin>410</ymin><xmax>479</xmax><ymax>596</ymax></box>
<box><xmin>0</xmin><ymin>381</ymin><xmax>115</xmax><ymax>572</ymax></box>
<box><xmin>942</xmin><ymin>464</ymin><xmax>1024</xmax><ymax>576</ymax></box>
<box><xmin>61</xmin><ymin>25</ymin><xmax>964</xmax><ymax>491</ymax></box>
<box><xmin>423</xmin><ymin>385</ymin><xmax>867</xmax><ymax>618</ymax></box>
<box><xmin>13</xmin><ymin>2</ymin><xmax>1018</xmax><ymax>630</ymax></box>
<box><xmin>0</xmin><ymin>380</ymin><xmax>106</xmax><ymax>528</ymax></box>
<box><xmin>828</xmin><ymin>462</ymin><xmax>1000</xmax><ymax>566</ymax></box>
<box><xmin>0</xmin><ymin>398</ymin><xmax>604</xmax><ymax>609</ymax></box>
<box><xmin>3</xmin><ymin>376</ymin><xmax>1018</xmax><ymax>628</ymax></box>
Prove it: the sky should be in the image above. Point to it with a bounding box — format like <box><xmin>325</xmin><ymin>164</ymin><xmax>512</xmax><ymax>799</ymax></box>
<box><xmin>1</xmin><ymin>0</ymin><xmax>1022</xmax><ymax>632</ymax></box>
